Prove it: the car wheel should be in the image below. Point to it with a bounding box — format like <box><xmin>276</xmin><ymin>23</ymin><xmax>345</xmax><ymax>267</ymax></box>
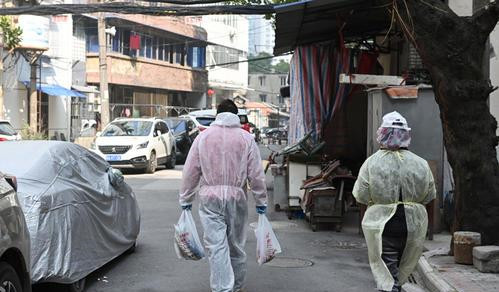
<box><xmin>67</xmin><ymin>278</ymin><xmax>86</xmax><ymax>292</ymax></box>
<box><xmin>125</xmin><ymin>241</ymin><xmax>137</xmax><ymax>255</ymax></box>
<box><xmin>0</xmin><ymin>262</ymin><xmax>23</xmax><ymax>292</ymax></box>
<box><xmin>165</xmin><ymin>148</ymin><xmax>176</xmax><ymax>169</ymax></box>
<box><xmin>145</xmin><ymin>151</ymin><xmax>157</xmax><ymax>174</ymax></box>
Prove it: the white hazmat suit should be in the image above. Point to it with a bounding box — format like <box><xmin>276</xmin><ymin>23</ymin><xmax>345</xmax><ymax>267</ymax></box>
<box><xmin>353</xmin><ymin>112</ymin><xmax>436</xmax><ymax>291</ymax></box>
<box><xmin>179</xmin><ymin>112</ymin><xmax>267</xmax><ymax>292</ymax></box>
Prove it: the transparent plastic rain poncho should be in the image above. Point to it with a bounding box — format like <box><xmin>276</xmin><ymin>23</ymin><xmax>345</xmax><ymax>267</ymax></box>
<box><xmin>353</xmin><ymin>130</ymin><xmax>436</xmax><ymax>291</ymax></box>
<box><xmin>179</xmin><ymin>112</ymin><xmax>267</xmax><ymax>292</ymax></box>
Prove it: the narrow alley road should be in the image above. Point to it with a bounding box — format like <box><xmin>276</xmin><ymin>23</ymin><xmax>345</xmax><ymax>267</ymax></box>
<box><xmin>74</xmin><ymin>164</ymin><xmax>375</xmax><ymax>292</ymax></box>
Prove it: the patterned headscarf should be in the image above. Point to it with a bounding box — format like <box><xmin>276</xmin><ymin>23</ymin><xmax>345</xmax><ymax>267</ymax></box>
<box><xmin>376</xmin><ymin>127</ymin><xmax>411</xmax><ymax>150</ymax></box>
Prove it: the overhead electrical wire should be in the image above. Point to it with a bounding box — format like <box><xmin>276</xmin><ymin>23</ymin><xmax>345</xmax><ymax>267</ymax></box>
<box><xmin>205</xmin><ymin>52</ymin><xmax>291</xmax><ymax>70</ymax></box>
<box><xmin>0</xmin><ymin>3</ymin><xmax>275</xmax><ymax>16</ymax></box>
<box><xmin>132</xmin><ymin>0</ymin><xmax>232</xmax><ymax>4</ymax></box>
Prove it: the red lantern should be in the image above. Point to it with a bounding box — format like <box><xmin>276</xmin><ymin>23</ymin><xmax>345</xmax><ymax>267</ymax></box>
<box><xmin>207</xmin><ymin>89</ymin><xmax>215</xmax><ymax>97</ymax></box>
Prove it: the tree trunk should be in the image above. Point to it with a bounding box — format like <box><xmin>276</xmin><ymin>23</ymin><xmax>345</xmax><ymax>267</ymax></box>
<box><xmin>396</xmin><ymin>0</ymin><xmax>499</xmax><ymax>244</ymax></box>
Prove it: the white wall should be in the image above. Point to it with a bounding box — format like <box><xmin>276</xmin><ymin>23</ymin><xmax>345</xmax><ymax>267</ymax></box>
<box><xmin>2</xmin><ymin>54</ymin><xmax>30</xmax><ymax>130</ymax></box>
<box><xmin>448</xmin><ymin>0</ymin><xmax>473</xmax><ymax>16</ymax></box>
<box><xmin>200</xmin><ymin>15</ymin><xmax>249</xmax><ymax>99</ymax></box>
<box><xmin>44</xmin><ymin>15</ymin><xmax>74</xmax><ymax>139</ymax></box>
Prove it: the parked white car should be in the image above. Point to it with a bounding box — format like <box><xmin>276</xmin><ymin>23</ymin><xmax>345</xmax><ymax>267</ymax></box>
<box><xmin>0</xmin><ymin>120</ymin><xmax>22</xmax><ymax>141</ymax></box>
<box><xmin>91</xmin><ymin>118</ymin><xmax>176</xmax><ymax>173</ymax></box>
<box><xmin>183</xmin><ymin>109</ymin><xmax>250</xmax><ymax>132</ymax></box>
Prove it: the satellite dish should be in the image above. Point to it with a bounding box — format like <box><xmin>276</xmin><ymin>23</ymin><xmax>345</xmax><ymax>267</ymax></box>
<box><xmin>105</xmin><ymin>26</ymin><xmax>117</xmax><ymax>37</ymax></box>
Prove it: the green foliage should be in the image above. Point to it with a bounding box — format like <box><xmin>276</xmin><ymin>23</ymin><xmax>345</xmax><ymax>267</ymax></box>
<box><xmin>273</xmin><ymin>59</ymin><xmax>290</xmax><ymax>74</ymax></box>
<box><xmin>249</xmin><ymin>52</ymin><xmax>273</xmax><ymax>73</ymax></box>
<box><xmin>248</xmin><ymin>52</ymin><xmax>290</xmax><ymax>74</ymax></box>
<box><xmin>20</xmin><ymin>124</ymin><xmax>47</xmax><ymax>140</ymax></box>
<box><xmin>0</xmin><ymin>16</ymin><xmax>22</xmax><ymax>50</ymax></box>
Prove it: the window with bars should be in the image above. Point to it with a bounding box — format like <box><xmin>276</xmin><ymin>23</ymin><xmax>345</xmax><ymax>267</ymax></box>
<box><xmin>107</xmin><ymin>27</ymin><xmax>205</xmax><ymax>69</ymax></box>
<box><xmin>207</xmin><ymin>45</ymin><xmax>241</xmax><ymax>70</ymax></box>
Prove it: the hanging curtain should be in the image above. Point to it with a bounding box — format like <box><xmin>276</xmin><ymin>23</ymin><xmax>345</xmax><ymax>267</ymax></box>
<box><xmin>288</xmin><ymin>44</ymin><xmax>377</xmax><ymax>144</ymax></box>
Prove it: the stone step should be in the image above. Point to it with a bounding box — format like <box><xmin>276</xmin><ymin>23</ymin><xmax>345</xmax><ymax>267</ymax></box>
<box><xmin>473</xmin><ymin>245</ymin><xmax>499</xmax><ymax>273</ymax></box>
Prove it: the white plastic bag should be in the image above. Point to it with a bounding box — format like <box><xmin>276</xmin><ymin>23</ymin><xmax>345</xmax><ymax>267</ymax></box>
<box><xmin>174</xmin><ymin>210</ymin><xmax>205</xmax><ymax>260</ymax></box>
<box><xmin>255</xmin><ymin>214</ymin><xmax>282</xmax><ymax>265</ymax></box>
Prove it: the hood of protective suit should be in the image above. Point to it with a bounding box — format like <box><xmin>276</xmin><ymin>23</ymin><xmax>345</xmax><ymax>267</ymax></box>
<box><xmin>377</xmin><ymin>111</ymin><xmax>411</xmax><ymax>149</ymax></box>
<box><xmin>211</xmin><ymin>112</ymin><xmax>241</xmax><ymax>128</ymax></box>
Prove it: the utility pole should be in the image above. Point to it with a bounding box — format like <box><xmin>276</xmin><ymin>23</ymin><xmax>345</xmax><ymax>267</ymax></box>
<box><xmin>29</xmin><ymin>62</ymin><xmax>37</xmax><ymax>132</ymax></box>
<box><xmin>98</xmin><ymin>13</ymin><xmax>110</xmax><ymax>129</ymax></box>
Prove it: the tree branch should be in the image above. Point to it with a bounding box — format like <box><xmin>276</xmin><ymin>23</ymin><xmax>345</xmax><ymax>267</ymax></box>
<box><xmin>472</xmin><ymin>1</ymin><xmax>499</xmax><ymax>36</ymax></box>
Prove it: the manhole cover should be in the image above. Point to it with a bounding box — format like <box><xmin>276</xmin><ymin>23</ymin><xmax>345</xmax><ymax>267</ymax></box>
<box><xmin>313</xmin><ymin>239</ymin><xmax>367</xmax><ymax>249</ymax></box>
<box><xmin>264</xmin><ymin>257</ymin><xmax>314</xmax><ymax>268</ymax></box>
<box><xmin>249</xmin><ymin>221</ymin><xmax>298</xmax><ymax>229</ymax></box>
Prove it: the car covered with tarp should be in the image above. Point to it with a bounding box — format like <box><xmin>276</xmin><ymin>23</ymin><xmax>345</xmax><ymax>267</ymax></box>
<box><xmin>0</xmin><ymin>141</ymin><xmax>140</xmax><ymax>289</ymax></box>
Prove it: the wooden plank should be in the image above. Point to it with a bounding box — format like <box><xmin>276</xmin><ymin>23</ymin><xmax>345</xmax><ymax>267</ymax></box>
<box><xmin>339</xmin><ymin>73</ymin><xmax>405</xmax><ymax>86</ymax></box>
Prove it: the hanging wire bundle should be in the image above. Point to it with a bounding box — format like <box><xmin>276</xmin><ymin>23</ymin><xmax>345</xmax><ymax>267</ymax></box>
<box><xmin>0</xmin><ymin>1</ymin><xmax>275</xmax><ymax>16</ymax></box>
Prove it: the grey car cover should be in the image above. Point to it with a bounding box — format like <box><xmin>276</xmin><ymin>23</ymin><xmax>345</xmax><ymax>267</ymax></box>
<box><xmin>0</xmin><ymin>141</ymin><xmax>140</xmax><ymax>283</ymax></box>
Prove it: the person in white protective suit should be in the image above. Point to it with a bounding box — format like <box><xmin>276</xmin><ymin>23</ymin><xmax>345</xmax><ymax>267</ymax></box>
<box><xmin>353</xmin><ymin>111</ymin><xmax>436</xmax><ymax>292</ymax></box>
<box><xmin>179</xmin><ymin>99</ymin><xmax>267</xmax><ymax>292</ymax></box>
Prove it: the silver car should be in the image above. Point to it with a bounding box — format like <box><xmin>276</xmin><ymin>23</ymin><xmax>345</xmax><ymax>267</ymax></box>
<box><xmin>0</xmin><ymin>171</ymin><xmax>31</xmax><ymax>292</ymax></box>
<box><xmin>0</xmin><ymin>141</ymin><xmax>140</xmax><ymax>292</ymax></box>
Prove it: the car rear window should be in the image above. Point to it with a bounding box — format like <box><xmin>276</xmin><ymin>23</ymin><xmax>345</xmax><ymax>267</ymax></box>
<box><xmin>196</xmin><ymin>117</ymin><xmax>215</xmax><ymax>126</ymax></box>
<box><xmin>0</xmin><ymin>122</ymin><xmax>16</xmax><ymax>135</ymax></box>
<box><xmin>165</xmin><ymin>119</ymin><xmax>187</xmax><ymax>133</ymax></box>
<box><xmin>239</xmin><ymin>115</ymin><xmax>248</xmax><ymax>124</ymax></box>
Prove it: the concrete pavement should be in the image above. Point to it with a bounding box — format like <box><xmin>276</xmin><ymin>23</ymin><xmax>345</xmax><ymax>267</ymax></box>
<box><xmin>415</xmin><ymin>234</ymin><xmax>499</xmax><ymax>292</ymax></box>
<box><xmin>70</xmin><ymin>166</ymin><xmax>377</xmax><ymax>292</ymax></box>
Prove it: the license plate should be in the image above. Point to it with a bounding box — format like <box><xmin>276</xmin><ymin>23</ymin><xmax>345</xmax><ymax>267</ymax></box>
<box><xmin>106</xmin><ymin>155</ymin><xmax>122</xmax><ymax>161</ymax></box>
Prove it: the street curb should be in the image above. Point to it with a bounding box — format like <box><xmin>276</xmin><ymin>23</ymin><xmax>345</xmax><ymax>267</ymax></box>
<box><xmin>416</xmin><ymin>256</ymin><xmax>458</xmax><ymax>292</ymax></box>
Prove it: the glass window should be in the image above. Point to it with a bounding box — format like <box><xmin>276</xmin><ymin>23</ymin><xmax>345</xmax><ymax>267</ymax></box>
<box><xmin>173</xmin><ymin>121</ymin><xmax>187</xmax><ymax>133</ymax></box>
<box><xmin>112</xmin><ymin>29</ymin><xmax>121</xmax><ymax>53</ymax></box>
<box><xmin>158</xmin><ymin>121</ymin><xmax>169</xmax><ymax>134</ymax></box>
<box><xmin>239</xmin><ymin>115</ymin><xmax>248</xmax><ymax>124</ymax></box>
<box><xmin>102</xmin><ymin>121</ymin><xmax>153</xmax><ymax>137</ymax></box>
<box><xmin>207</xmin><ymin>45</ymin><xmax>240</xmax><ymax>70</ymax></box>
<box><xmin>152</xmin><ymin>37</ymin><xmax>158</xmax><ymax>59</ymax></box>
<box><xmin>259</xmin><ymin>76</ymin><xmax>266</xmax><ymax>86</ymax></box>
<box><xmin>175</xmin><ymin>45</ymin><xmax>182</xmax><ymax>64</ymax></box>
<box><xmin>259</xmin><ymin>94</ymin><xmax>267</xmax><ymax>102</ymax></box>
<box><xmin>192</xmin><ymin>47</ymin><xmax>198</xmax><ymax>67</ymax></box>
<box><xmin>85</xmin><ymin>28</ymin><xmax>99</xmax><ymax>53</ymax></box>
<box><xmin>0</xmin><ymin>122</ymin><xmax>16</xmax><ymax>135</ymax></box>
<box><xmin>123</xmin><ymin>29</ymin><xmax>131</xmax><ymax>56</ymax></box>
<box><xmin>139</xmin><ymin>36</ymin><xmax>145</xmax><ymax>57</ymax></box>
<box><xmin>196</xmin><ymin>117</ymin><xmax>215</xmax><ymax>126</ymax></box>
<box><xmin>145</xmin><ymin>36</ymin><xmax>153</xmax><ymax>58</ymax></box>
<box><xmin>158</xmin><ymin>38</ymin><xmax>164</xmax><ymax>61</ymax></box>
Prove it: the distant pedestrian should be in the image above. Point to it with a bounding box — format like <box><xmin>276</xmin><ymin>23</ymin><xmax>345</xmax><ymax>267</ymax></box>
<box><xmin>179</xmin><ymin>99</ymin><xmax>267</xmax><ymax>292</ymax></box>
<box><xmin>353</xmin><ymin>111</ymin><xmax>436</xmax><ymax>292</ymax></box>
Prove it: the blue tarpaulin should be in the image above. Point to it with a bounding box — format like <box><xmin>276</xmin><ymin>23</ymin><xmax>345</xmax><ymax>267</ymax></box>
<box><xmin>22</xmin><ymin>82</ymin><xmax>86</xmax><ymax>98</ymax></box>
